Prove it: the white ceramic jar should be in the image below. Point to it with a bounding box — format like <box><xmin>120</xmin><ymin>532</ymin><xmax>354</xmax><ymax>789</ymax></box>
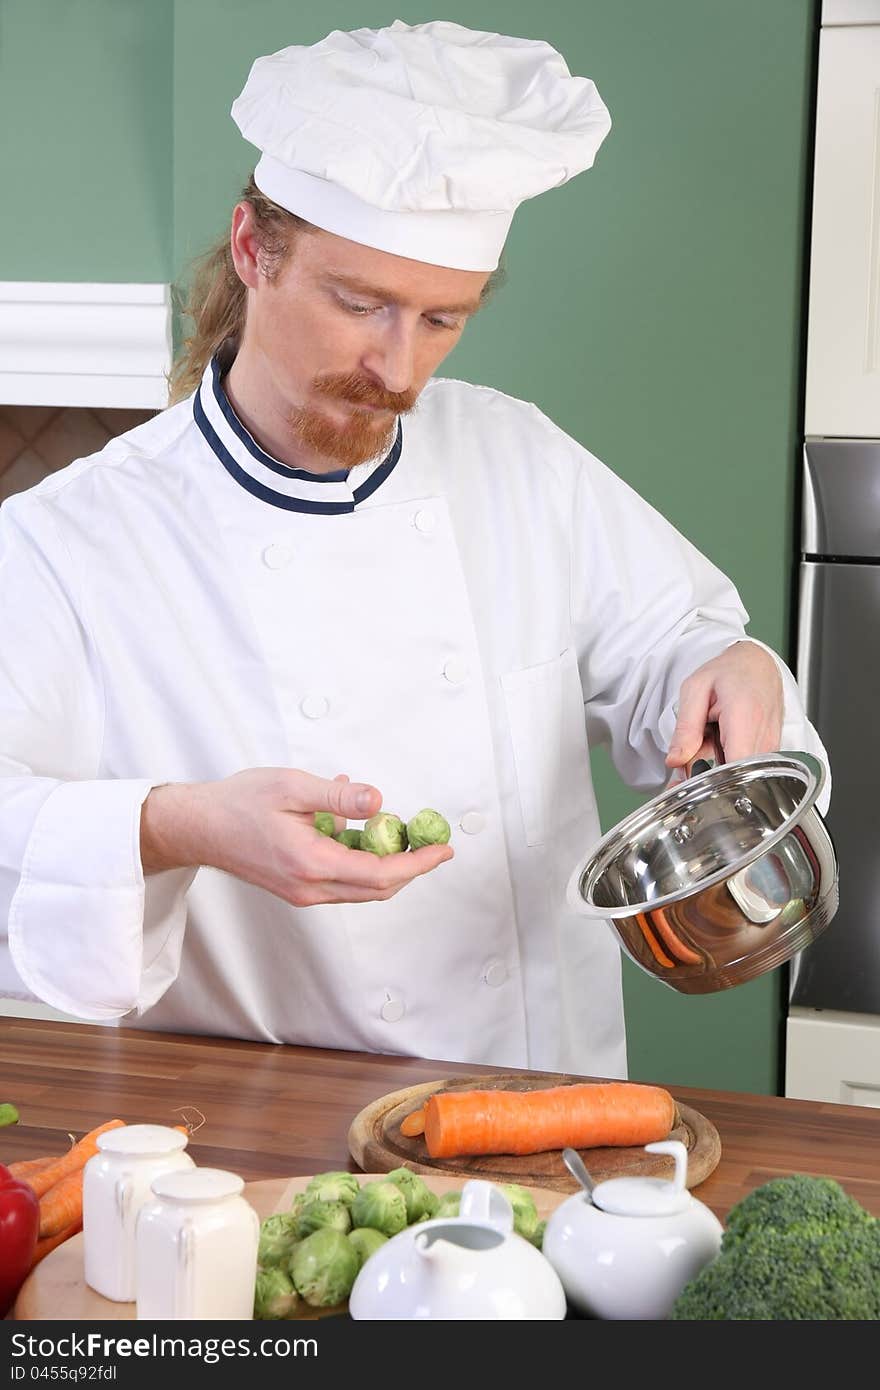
<box><xmin>83</xmin><ymin>1124</ymin><xmax>195</xmax><ymax>1302</ymax></box>
<box><xmin>135</xmin><ymin>1168</ymin><xmax>260</xmax><ymax>1320</ymax></box>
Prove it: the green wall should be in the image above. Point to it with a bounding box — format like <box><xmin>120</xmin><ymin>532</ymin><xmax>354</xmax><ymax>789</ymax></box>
<box><xmin>0</xmin><ymin>1</ymin><xmax>819</xmax><ymax>1094</ymax></box>
<box><xmin>0</xmin><ymin>0</ymin><xmax>172</xmax><ymax>282</ymax></box>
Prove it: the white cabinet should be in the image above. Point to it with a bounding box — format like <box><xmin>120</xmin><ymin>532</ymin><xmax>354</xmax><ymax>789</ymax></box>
<box><xmin>804</xmin><ymin>23</ymin><xmax>880</xmax><ymax>436</ymax></box>
<box><xmin>787</xmin><ymin>1008</ymin><xmax>880</xmax><ymax>1105</ymax></box>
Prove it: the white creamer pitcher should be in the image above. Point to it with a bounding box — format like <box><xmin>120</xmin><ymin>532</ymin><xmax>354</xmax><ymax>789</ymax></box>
<box><xmin>135</xmin><ymin>1168</ymin><xmax>260</xmax><ymax>1320</ymax></box>
<box><xmin>83</xmin><ymin>1124</ymin><xmax>195</xmax><ymax>1302</ymax></box>
<box><xmin>349</xmin><ymin>1179</ymin><xmax>567</xmax><ymax>1320</ymax></box>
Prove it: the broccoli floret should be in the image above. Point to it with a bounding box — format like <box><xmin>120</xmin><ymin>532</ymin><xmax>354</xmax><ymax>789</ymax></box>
<box><xmin>672</xmin><ymin>1175</ymin><xmax>880</xmax><ymax>1320</ymax></box>
<box><xmin>722</xmin><ymin>1174</ymin><xmax>874</xmax><ymax>1250</ymax></box>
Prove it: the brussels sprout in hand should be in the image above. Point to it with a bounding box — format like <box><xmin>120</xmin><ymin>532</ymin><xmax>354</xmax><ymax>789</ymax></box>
<box><xmin>314</xmin><ymin>812</ymin><xmax>336</xmax><ymax>837</ymax></box>
<box><xmin>294</xmin><ymin>1198</ymin><xmax>352</xmax><ymax>1239</ymax></box>
<box><xmin>406</xmin><ymin>809</ymin><xmax>451</xmax><ymax>849</ymax></box>
<box><xmin>290</xmin><ymin>1227</ymin><xmax>360</xmax><ymax>1308</ymax></box>
<box><xmin>335</xmin><ymin>828</ymin><xmax>363</xmax><ymax>849</ymax></box>
<box><xmin>254</xmin><ymin>1267</ymin><xmax>302</xmax><ymax>1319</ymax></box>
<box><xmin>385</xmin><ymin>1167</ymin><xmax>439</xmax><ymax>1223</ymax></box>
<box><xmin>498</xmin><ymin>1183</ymin><xmax>539</xmax><ymax>1241</ymax></box>
<box><xmin>348</xmin><ymin>1226</ymin><xmax>388</xmax><ymax>1269</ymax></box>
<box><xmin>360</xmin><ymin>813</ymin><xmax>408</xmax><ymax>857</ymax></box>
<box><xmin>304</xmin><ymin>1171</ymin><xmax>360</xmax><ymax>1206</ymax></box>
<box><xmin>258</xmin><ymin>1213</ymin><xmax>301</xmax><ymax>1270</ymax></box>
<box><xmin>350</xmin><ymin>1179</ymin><xmax>408</xmax><ymax>1236</ymax></box>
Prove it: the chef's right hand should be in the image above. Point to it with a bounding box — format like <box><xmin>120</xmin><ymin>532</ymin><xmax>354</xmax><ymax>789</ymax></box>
<box><xmin>139</xmin><ymin>768</ymin><xmax>454</xmax><ymax>906</ymax></box>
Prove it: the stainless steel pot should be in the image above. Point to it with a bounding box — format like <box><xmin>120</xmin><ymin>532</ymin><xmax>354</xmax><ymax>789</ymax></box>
<box><xmin>567</xmin><ymin>751</ymin><xmax>838</xmax><ymax>994</ymax></box>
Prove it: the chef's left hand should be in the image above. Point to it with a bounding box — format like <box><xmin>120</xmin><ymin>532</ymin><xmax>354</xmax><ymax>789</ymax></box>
<box><xmin>665</xmin><ymin>641</ymin><xmax>784</xmax><ymax>774</ymax></box>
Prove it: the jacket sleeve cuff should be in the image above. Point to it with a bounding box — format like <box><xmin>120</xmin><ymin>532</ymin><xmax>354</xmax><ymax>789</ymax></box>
<box><xmin>8</xmin><ymin>779</ymin><xmax>197</xmax><ymax>1019</ymax></box>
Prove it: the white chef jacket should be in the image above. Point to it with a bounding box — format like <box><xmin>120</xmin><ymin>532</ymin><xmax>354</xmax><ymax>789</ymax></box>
<box><xmin>0</xmin><ymin>358</ymin><xmax>829</xmax><ymax>1076</ymax></box>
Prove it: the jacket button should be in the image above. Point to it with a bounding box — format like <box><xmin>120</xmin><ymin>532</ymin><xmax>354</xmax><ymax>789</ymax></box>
<box><xmin>412</xmin><ymin>509</ymin><xmax>435</xmax><ymax>533</ymax></box>
<box><xmin>262</xmin><ymin>543</ymin><xmax>293</xmax><ymax>568</ymax></box>
<box><xmin>300</xmin><ymin>694</ymin><xmax>329</xmax><ymax>719</ymax></box>
<box><xmin>380</xmin><ymin>995</ymin><xmax>405</xmax><ymax>1023</ymax></box>
<box><xmin>482</xmin><ymin>960</ymin><xmax>508</xmax><ymax>988</ymax></box>
<box><xmin>460</xmin><ymin>811</ymin><xmax>486</xmax><ymax>835</ymax></box>
<box><xmin>442</xmin><ymin>657</ymin><xmax>468</xmax><ymax>684</ymax></box>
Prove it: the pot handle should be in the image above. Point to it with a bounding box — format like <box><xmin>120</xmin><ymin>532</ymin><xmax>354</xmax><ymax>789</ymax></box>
<box><xmin>687</xmin><ymin>723</ymin><xmax>725</xmax><ymax>778</ymax></box>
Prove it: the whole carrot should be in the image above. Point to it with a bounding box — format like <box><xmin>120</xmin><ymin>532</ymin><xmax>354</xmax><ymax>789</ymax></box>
<box><xmin>38</xmin><ymin>1168</ymin><xmax>85</xmax><ymax>1239</ymax></box>
<box><xmin>423</xmin><ymin>1082</ymin><xmax>676</xmax><ymax>1159</ymax></box>
<box><xmin>27</xmin><ymin>1120</ymin><xmax>125</xmax><ymax>1199</ymax></box>
<box><xmin>7</xmin><ymin>1156</ymin><xmax>64</xmax><ymax>1181</ymax></box>
<box><xmin>31</xmin><ymin>1217</ymin><xmax>83</xmax><ymax>1269</ymax></box>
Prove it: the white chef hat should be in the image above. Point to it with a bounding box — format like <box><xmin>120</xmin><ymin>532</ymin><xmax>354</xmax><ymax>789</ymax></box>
<box><xmin>230</xmin><ymin>18</ymin><xmax>611</xmax><ymax>272</ymax></box>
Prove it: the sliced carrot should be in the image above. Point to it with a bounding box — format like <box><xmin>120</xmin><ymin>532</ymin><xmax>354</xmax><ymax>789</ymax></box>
<box><xmin>400</xmin><ymin>1107</ymin><xmax>426</xmax><ymax>1137</ymax></box>
<box><xmin>38</xmin><ymin>1169</ymin><xmax>85</xmax><ymax>1239</ymax></box>
<box><xmin>7</xmin><ymin>1155</ymin><xmax>64</xmax><ymax>1181</ymax></box>
<box><xmin>31</xmin><ymin>1217</ymin><xmax>83</xmax><ymax>1268</ymax></box>
<box><xmin>27</xmin><ymin>1120</ymin><xmax>125</xmax><ymax>1198</ymax></box>
<box><xmin>648</xmin><ymin>907</ymin><xmax>702</xmax><ymax>966</ymax></box>
<box><xmin>424</xmin><ymin>1082</ymin><xmax>676</xmax><ymax>1159</ymax></box>
<box><xmin>634</xmin><ymin>912</ymin><xmax>676</xmax><ymax>969</ymax></box>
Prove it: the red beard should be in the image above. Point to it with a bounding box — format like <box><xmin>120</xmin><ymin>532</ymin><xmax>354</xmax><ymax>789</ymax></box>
<box><xmin>287</xmin><ymin>372</ymin><xmax>419</xmax><ymax>468</ymax></box>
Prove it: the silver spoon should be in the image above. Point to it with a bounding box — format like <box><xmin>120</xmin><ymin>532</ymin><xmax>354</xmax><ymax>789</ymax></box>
<box><xmin>562</xmin><ymin>1146</ymin><xmax>596</xmax><ymax>1200</ymax></box>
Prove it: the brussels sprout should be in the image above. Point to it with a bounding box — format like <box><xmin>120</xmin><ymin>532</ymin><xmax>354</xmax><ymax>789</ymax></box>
<box><xmin>385</xmin><ymin>1167</ymin><xmax>439</xmax><ymax>1223</ymax></box>
<box><xmin>350</xmin><ymin>1179</ymin><xmax>408</xmax><ymax>1236</ymax></box>
<box><xmin>304</xmin><ymin>1171</ymin><xmax>361</xmax><ymax>1206</ymax></box>
<box><xmin>258</xmin><ymin>1212</ymin><xmax>301</xmax><ymax>1270</ymax></box>
<box><xmin>347</xmin><ymin>1226</ymin><xmax>388</xmax><ymax>1269</ymax></box>
<box><xmin>294</xmin><ymin>1198</ymin><xmax>352</xmax><ymax>1239</ymax></box>
<box><xmin>254</xmin><ymin>1267</ymin><xmax>302</xmax><ymax>1319</ymax></box>
<box><xmin>498</xmin><ymin>1183</ymin><xmax>539</xmax><ymax>1241</ymax></box>
<box><xmin>360</xmin><ymin>812</ymin><xmax>407</xmax><ymax>856</ymax></box>
<box><xmin>529</xmin><ymin>1219</ymin><xmax>547</xmax><ymax>1250</ymax></box>
<box><xmin>433</xmin><ymin>1192</ymin><xmax>461</xmax><ymax>1219</ymax></box>
<box><xmin>0</xmin><ymin>1103</ymin><xmax>19</xmax><ymax>1127</ymax></box>
<box><xmin>335</xmin><ymin>829</ymin><xmax>363</xmax><ymax>849</ymax></box>
<box><xmin>405</xmin><ymin>808</ymin><xmax>451</xmax><ymax>849</ymax></box>
<box><xmin>289</xmin><ymin>1227</ymin><xmax>360</xmax><ymax>1308</ymax></box>
<box><xmin>314</xmin><ymin>812</ymin><xmax>336</xmax><ymax>836</ymax></box>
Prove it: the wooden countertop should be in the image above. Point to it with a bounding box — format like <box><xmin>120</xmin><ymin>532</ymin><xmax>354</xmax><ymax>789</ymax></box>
<box><xmin>3</xmin><ymin>1016</ymin><xmax>880</xmax><ymax>1222</ymax></box>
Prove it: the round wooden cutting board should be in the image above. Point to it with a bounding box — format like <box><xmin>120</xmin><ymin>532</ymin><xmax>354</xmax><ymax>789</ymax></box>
<box><xmin>348</xmin><ymin>1073</ymin><xmax>722</xmax><ymax>1192</ymax></box>
<box><xmin>13</xmin><ymin>1172</ymin><xmax>569</xmax><ymax>1321</ymax></box>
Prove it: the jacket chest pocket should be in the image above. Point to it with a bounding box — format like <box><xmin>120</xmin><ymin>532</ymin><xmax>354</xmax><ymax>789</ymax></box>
<box><xmin>501</xmin><ymin>648</ymin><xmax>588</xmax><ymax>847</ymax></box>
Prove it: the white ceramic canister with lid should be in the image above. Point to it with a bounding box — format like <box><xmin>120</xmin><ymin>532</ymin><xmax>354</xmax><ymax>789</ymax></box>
<box><xmin>83</xmin><ymin>1124</ymin><xmax>195</xmax><ymax>1302</ymax></box>
<box><xmin>135</xmin><ymin>1168</ymin><xmax>260</xmax><ymax>1320</ymax></box>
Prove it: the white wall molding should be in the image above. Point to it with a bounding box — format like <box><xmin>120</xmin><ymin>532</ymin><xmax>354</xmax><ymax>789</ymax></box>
<box><xmin>0</xmin><ymin>282</ymin><xmax>172</xmax><ymax>409</ymax></box>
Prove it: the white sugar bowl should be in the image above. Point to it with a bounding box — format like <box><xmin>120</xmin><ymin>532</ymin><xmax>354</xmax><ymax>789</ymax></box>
<box><xmin>542</xmin><ymin>1141</ymin><xmax>723</xmax><ymax>1320</ymax></box>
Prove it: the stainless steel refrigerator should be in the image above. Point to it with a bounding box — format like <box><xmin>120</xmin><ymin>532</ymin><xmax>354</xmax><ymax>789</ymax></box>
<box><xmin>786</xmin><ymin>441</ymin><xmax>880</xmax><ymax>1103</ymax></box>
<box><xmin>784</xmin><ymin>5</ymin><xmax>880</xmax><ymax>1105</ymax></box>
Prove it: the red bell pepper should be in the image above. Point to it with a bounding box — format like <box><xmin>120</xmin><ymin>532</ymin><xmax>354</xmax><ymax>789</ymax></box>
<box><xmin>0</xmin><ymin>1162</ymin><xmax>40</xmax><ymax>1316</ymax></box>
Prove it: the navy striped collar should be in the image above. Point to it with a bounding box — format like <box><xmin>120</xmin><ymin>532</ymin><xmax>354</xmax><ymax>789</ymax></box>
<box><xmin>193</xmin><ymin>355</ymin><xmax>402</xmax><ymax>513</ymax></box>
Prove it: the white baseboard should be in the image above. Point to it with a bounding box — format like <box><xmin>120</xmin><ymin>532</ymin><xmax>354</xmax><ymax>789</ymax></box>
<box><xmin>0</xmin><ymin>996</ymin><xmax>93</xmax><ymax>1023</ymax></box>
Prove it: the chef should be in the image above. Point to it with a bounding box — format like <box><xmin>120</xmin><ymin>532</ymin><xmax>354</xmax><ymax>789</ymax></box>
<box><xmin>0</xmin><ymin>20</ymin><xmax>828</xmax><ymax>1077</ymax></box>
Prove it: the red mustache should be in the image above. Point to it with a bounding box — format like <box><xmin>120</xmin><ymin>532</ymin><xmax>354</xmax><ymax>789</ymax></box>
<box><xmin>313</xmin><ymin>372</ymin><xmax>418</xmax><ymax>413</ymax></box>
